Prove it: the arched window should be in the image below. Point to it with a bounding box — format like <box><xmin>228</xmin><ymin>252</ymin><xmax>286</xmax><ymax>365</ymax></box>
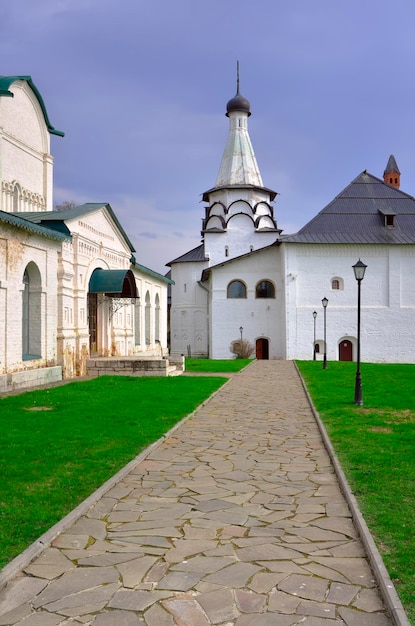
<box><xmin>145</xmin><ymin>291</ymin><xmax>151</xmax><ymax>345</ymax></box>
<box><xmin>22</xmin><ymin>262</ymin><xmax>42</xmax><ymax>360</ymax></box>
<box><xmin>155</xmin><ymin>293</ymin><xmax>160</xmax><ymax>342</ymax></box>
<box><xmin>331</xmin><ymin>277</ymin><xmax>344</xmax><ymax>290</ymax></box>
<box><xmin>227</xmin><ymin>280</ymin><xmax>247</xmax><ymax>298</ymax></box>
<box><xmin>256</xmin><ymin>280</ymin><xmax>275</xmax><ymax>298</ymax></box>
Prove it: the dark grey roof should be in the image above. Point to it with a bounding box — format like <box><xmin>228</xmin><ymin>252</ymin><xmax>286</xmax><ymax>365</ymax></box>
<box><xmin>17</xmin><ymin>203</ymin><xmax>136</xmax><ymax>252</ymax></box>
<box><xmin>167</xmin><ymin>243</ymin><xmax>207</xmax><ymax>266</ymax></box>
<box><xmin>282</xmin><ymin>171</ymin><xmax>415</xmax><ymax>245</ymax></box>
<box><xmin>0</xmin><ymin>210</ymin><xmax>71</xmax><ymax>242</ymax></box>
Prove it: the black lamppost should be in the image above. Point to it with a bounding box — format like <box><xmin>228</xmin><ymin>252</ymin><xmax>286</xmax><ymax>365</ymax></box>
<box><xmin>239</xmin><ymin>326</ymin><xmax>243</xmax><ymax>343</ymax></box>
<box><xmin>312</xmin><ymin>311</ymin><xmax>317</xmax><ymax>360</ymax></box>
<box><xmin>352</xmin><ymin>259</ymin><xmax>367</xmax><ymax>405</ymax></box>
<box><xmin>322</xmin><ymin>297</ymin><xmax>328</xmax><ymax>369</ymax></box>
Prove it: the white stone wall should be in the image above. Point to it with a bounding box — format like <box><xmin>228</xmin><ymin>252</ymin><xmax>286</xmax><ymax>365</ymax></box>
<box><xmin>57</xmin><ymin>208</ymin><xmax>170</xmax><ymax>377</ymax></box>
<box><xmin>132</xmin><ymin>271</ymin><xmax>169</xmax><ymax>358</ymax></box>
<box><xmin>208</xmin><ymin>247</ymin><xmax>284</xmax><ymax>359</ymax></box>
<box><xmin>204</xmin><ymin>217</ymin><xmax>277</xmax><ymax>267</ymax></box>
<box><xmin>0</xmin><ymin>80</ymin><xmax>53</xmax><ymax>212</ymax></box>
<box><xmin>284</xmin><ymin>243</ymin><xmax>415</xmax><ymax>363</ymax></box>
<box><xmin>0</xmin><ymin>223</ymin><xmax>61</xmax><ymax>378</ymax></box>
<box><xmin>170</xmin><ymin>261</ymin><xmax>209</xmax><ymax>357</ymax></box>
<box><xmin>0</xmin><ymin>78</ymin><xmax>171</xmax><ymax>389</ymax></box>
<box><xmin>203</xmin><ymin>186</ymin><xmax>278</xmax><ymax>267</ymax></box>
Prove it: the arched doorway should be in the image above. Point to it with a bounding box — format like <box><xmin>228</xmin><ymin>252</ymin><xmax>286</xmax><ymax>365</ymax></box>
<box><xmin>88</xmin><ymin>268</ymin><xmax>138</xmax><ymax>355</ymax></box>
<box><xmin>87</xmin><ymin>292</ymin><xmax>98</xmax><ymax>355</ymax></box>
<box><xmin>256</xmin><ymin>338</ymin><xmax>269</xmax><ymax>360</ymax></box>
<box><xmin>339</xmin><ymin>339</ymin><xmax>353</xmax><ymax>361</ymax></box>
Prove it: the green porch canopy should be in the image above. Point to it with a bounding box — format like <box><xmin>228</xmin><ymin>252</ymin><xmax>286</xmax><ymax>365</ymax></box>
<box><xmin>88</xmin><ymin>269</ymin><xmax>137</xmax><ymax>298</ymax></box>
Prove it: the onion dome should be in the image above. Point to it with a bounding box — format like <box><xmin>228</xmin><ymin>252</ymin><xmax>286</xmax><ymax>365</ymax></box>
<box><xmin>226</xmin><ymin>90</ymin><xmax>251</xmax><ymax>117</ymax></box>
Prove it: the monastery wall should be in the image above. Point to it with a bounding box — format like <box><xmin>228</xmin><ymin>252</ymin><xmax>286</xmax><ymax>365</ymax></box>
<box><xmin>285</xmin><ymin>244</ymin><xmax>415</xmax><ymax>363</ymax></box>
<box><xmin>0</xmin><ymin>225</ymin><xmax>61</xmax><ymax>390</ymax></box>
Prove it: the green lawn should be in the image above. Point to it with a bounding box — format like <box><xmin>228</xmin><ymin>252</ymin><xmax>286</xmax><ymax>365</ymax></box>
<box><xmin>0</xmin><ymin>375</ymin><xmax>226</xmax><ymax>569</ymax></box>
<box><xmin>296</xmin><ymin>360</ymin><xmax>415</xmax><ymax>624</ymax></box>
<box><xmin>185</xmin><ymin>358</ymin><xmax>252</xmax><ymax>372</ymax></box>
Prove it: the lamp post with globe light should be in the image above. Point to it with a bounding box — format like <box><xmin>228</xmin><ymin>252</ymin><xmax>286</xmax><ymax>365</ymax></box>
<box><xmin>352</xmin><ymin>259</ymin><xmax>367</xmax><ymax>405</ymax></box>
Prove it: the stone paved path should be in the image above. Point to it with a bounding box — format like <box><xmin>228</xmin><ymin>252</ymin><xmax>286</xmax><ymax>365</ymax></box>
<box><xmin>0</xmin><ymin>361</ymin><xmax>396</xmax><ymax>625</ymax></box>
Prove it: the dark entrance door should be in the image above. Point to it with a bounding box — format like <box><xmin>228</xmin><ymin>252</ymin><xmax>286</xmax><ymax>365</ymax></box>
<box><xmin>88</xmin><ymin>292</ymin><xmax>98</xmax><ymax>355</ymax></box>
<box><xmin>339</xmin><ymin>340</ymin><xmax>353</xmax><ymax>361</ymax></box>
<box><xmin>256</xmin><ymin>338</ymin><xmax>269</xmax><ymax>360</ymax></box>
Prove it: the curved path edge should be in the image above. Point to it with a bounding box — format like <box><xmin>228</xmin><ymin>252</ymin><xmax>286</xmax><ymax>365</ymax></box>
<box><xmin>294</xmin><ymin>361</ymin><xmax>411</xmax><ymax>626</ymax></box>
<box><xmin>0</xmin><ymin>376</ymin><xmax>231</xmax><ymax>590</ymax></box>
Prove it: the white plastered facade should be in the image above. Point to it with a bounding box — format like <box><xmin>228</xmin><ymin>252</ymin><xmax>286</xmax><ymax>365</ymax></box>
<box><xmin>169</xmin><ymin>89</ymin><xmax>415</xmax><ymax>363</ymax></box>
<box><xmin>0</xmin><ymin>79</ymin><xmax>53</xmax><ymax>213</ymax></box>
<box><xmin>0</xmin><ymin>77</ymin><xmax>170</xmax><ymax>391</ymax></box>
<box><xmin>283</xmin><ymin>243</ymin><xmax>415</xmax><ymax>364</ymax></box>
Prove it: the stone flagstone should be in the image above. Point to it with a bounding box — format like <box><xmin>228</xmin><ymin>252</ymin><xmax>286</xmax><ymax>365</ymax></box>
<box><xmin>0</xmin><ymin>361</ymin><xmax>403</xmax><ymax>625</ymax></box>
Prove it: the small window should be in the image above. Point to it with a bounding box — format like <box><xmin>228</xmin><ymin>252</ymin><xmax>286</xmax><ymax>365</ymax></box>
<box><xmin>227</xmin><ymin>280</ymin><xmax>247</xmax><ymax>298</ymax></box>
<box><xmin>331</xmin><ymin>277</ymin><xmax>344</xmax><ymax>291</ymax></box>
<box><xmin>256</xmin><ymin>280</ymin><xmax>275</xmax><ymax>298</ymax></box>
<box><xmin>385</xmin><ymin>214</ymin><xmax>395</xmax><ymax>227</ymax></box>
<box><xmin>225</xmin><ymin>246</ymin><xmax>229</xmax><ymax>257</ymax></box>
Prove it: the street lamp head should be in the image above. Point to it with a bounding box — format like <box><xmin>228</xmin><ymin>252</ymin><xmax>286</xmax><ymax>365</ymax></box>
<box><xmin>239</xmin><ymin>326</ymin><xmax>243</xmax><ymax>333</ymax></box>
<box><xmin>353</xmin><ymin>259</ymin><xmax>367</xmax><ymax>281</ymax></box>
<box><xmin>312</xmin><ymin>311</ymin><xmax>317</xmax><ymax>319</ymax></box>
<box><xmin>322</xmin><ymin>297</ymin><xmax>328</xmax><ymax>308</ymax></box>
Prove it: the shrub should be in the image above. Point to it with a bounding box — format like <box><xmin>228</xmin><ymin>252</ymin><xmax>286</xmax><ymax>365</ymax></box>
<box><xmin>230</xmin><ymin>338</ymin><xmax>255</xmax><ymax>359</ymax></box>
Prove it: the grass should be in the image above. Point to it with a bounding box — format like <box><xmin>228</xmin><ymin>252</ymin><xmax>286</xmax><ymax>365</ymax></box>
<box><xmin>296</xmin><ymin>360</ymin><xmax>415</xmax><ymax>624</ymax></box>
<box><xmin>185</xmin><ymin>358</ymin><xmax>252</xmax><ymax>372</ymax></box>
<box><xmin>0</xmin><ymin>375</ymin><xmax>226</xmax><ymax>569</ymax></box>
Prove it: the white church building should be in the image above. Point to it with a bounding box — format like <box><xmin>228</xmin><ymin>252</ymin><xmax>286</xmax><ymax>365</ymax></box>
<box><xmin>0</xmin><ymin>75</ymin><xmax>171</xmax><ymax>391</ymax></box>
<box><xmin>168</xmin><ymin>82</ymin><xmax>415</xmax><ymax>364</ymax></box>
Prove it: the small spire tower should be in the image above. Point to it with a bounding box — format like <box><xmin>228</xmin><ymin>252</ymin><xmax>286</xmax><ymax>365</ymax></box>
<box><xmin>215</xmin><ymin>61</ymin><xmax>263</xmax><ymax>187</ymax></box>
<box><xmin>383</xmin><ymin>154</ymin><xmax>401</xmax><ymax>189</ymax></box>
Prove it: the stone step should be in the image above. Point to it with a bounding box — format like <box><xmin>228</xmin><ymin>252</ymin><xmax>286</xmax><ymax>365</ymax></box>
<box><xmin>167</xmin><ymin>364</ymin><xmax>182</xmax><ymax>376</ymax></box>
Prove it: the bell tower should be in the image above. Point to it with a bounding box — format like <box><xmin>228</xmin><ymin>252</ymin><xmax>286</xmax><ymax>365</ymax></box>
<box><xmin>201</xmin><ymin>63</ymin><xmax>280</xmax><ymax>266</ymax></box>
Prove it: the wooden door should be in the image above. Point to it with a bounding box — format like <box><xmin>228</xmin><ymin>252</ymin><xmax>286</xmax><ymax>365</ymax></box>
<box><xmin>256</xmin><ymin>338</ymin><xmax>269</xmax><ymax>360</ymax></box>
<box><xmin>88</xmin><ymin>292</ymin><xmax>98</xmax><ymax>355</ymax></box>
<box><xmin>339</xmin><ymin>339</ymin><xmax>353</xmax><ymax>361</ymax></box>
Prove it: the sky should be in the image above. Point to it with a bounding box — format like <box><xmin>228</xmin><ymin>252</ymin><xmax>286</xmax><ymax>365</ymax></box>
<box><xmin>2</xmin><ymin>0</ymin><xmax>415</xmax><ymax>274</ymax></box>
